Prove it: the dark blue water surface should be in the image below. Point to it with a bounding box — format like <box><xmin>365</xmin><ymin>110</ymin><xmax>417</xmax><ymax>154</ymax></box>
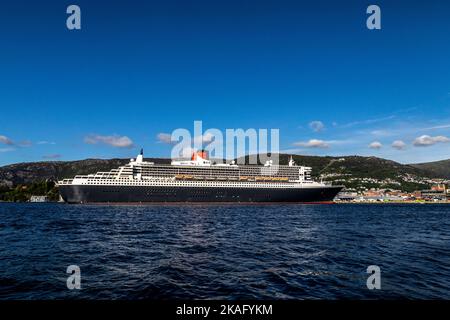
<box><xmin>0</xmin><ymin>203</ymin><xmax>449</xmax><ymax>299</ymax></box>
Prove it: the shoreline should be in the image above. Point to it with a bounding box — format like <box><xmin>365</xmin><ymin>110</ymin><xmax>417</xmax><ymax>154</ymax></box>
<box><xmin>1</xmin><ymin>200</ymin><xmax>449</xmax><ymax>205</ymax></box>
<box><xmin>335</xmin><ymin>201</ymin><xmax>449</xmax><ymax>204</ymax></box>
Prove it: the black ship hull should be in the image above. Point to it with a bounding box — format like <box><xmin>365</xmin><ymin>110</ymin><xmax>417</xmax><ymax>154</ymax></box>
<box><xmin>59</xmin><ymin>185</ymin><xmax>343</xmax><ymax>204</ymax></box>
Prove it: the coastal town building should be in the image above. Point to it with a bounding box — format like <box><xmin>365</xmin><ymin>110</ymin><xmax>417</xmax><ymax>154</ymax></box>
<box><xmin>29</xmin><ymin>195</ymin><xmax>49</xmax><ymax>203</ymax></box>
<box><xmin>420</xmin><ymin>184</ymin><xmax>449</xmax><ymax>201</ymax></box>
<box><xmin>336</xmin><ymin>184</ymin><xmax>449</xmax><ymax>203</ymax></box>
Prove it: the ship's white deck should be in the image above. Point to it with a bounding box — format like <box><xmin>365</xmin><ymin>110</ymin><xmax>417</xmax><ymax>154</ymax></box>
<box><xmin>59</xmin><ymin>178</ymin><xmax>328</xmax><ymax>189</ymax></box>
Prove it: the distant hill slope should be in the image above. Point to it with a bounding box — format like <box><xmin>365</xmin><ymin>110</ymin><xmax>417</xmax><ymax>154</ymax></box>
<box><xmin>411</xmin><ymin>159</ymin><xmax>450</xmax><ymax>179</ymax></box>
<box><xmin>236</xmin><ymin>154</ymin><xmax>443</xmax><ymax>192</ymax></box>
<box><xmin>0</xmin><ymin>154</ymin><xmax>446</xmax><ymax>191</ymax></box>
<box><xmin>0</xmin><ymin>158</ymin><xmax>170</xmax><ymax>187</ymax></box>
<box><xmin>239</xmin><ymin>154</ymin><xmax>429</xmax><ymax>178</ymax></box>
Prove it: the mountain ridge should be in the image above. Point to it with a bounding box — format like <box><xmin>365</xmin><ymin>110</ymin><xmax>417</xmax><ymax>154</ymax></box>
<box><xmin>410</xmin><ymin>159</ymin><xmax>450</xmax><ymax>179</ymax></box>
<box><xmin>1</xmin><ymin>154</ymin><xmax>448</xmax><ymax>191</ymax></box>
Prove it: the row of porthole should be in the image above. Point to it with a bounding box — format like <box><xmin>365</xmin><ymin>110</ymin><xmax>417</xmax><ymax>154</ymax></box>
<box><xmin>82</xmin><ymin>181</ymin><xmax>299</xmax><ymax>185</ymax></box>
<box><xmin>81</xmin><ymin>183</ymin><xmax>299</xmax><ymax>188</ymax></box>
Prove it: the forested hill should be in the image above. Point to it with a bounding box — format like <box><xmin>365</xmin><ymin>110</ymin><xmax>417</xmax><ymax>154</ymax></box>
<box><xmin>0</xmin><ymin>157</ymin><xmax>170</xmax><ymax>187</ymax></box>
<box><xmin>0</xmin><ymin>154</ymin><xmax>448</xmax><ymax>192</ymax></box>
<box><xmin>411</xmin><ymin>159</ymin><xmax>450</xmax><ymax>179</ymax></box>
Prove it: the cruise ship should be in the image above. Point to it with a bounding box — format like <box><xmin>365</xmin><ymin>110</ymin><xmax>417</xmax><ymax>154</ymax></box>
<box><xmin>58</xmin><ymin>150</ymin><xmax>343</xmax><ymax>203</ymax></box>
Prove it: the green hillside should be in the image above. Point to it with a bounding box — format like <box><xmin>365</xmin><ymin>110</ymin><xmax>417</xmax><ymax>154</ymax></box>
<box><xmin>0</xmin><ymin>154</ymin><xmax>446</xmax><ymax>201</ymax></box>
<box><xmin>411</xmin><ymin>159</ymin><xmax>450</xmax><ymax>179</ymax></box>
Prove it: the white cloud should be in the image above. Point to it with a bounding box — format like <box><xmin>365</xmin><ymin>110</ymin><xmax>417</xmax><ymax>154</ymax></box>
<box><xmin>368</xmin><ymin>141</ymin><xmax>382</xmax><ymax>149</ymax></box>
<box><xmin>37</xmin><ymin>141</ymin><xmax>56</xmax><ymax>145</ymax></box>
<box><xmin>370</xmin><ymin>129</ymin><xmax>392</xmax><ymax>137</ymax></box>
<box><xmin>157</xmin><ymin>132</ymin><xmax>215</xmax><ymax>145</ymax></box>
<box><xmin>0</xmin><ymin>135</ymin><xmax>14</xmax><ymax>145</ymax></box>
<box><xmin>391</xmin><ymin>140</ymin><xmax>406</xmax><ymax>150</ymax></box>
<box><xmin>84</xmin><ymin>134</ymin><xmax>134</xmax><ymax>148</ymax></box>
<box><xmin>413</xmin><ymin>135</ymin><xmax>450</xmax><ymax>147</ymax></box>
<box><xmin>339</xmin><ymin>115</ymin><xmax>395</xmax><ymax>129</ymax></box>
<box><xmin>156</xmin><ymin>133</ymin><xmax>173</xmax><ymax>144</ymax></box>
<box><xmin>0</xmin><ymin>147</ymin><xmax>15</xmax><ymax>153</ymax></box>
<box><xmin>293</xmin><ymin>139</ymin><xmax>329</xmax><ymax>148</ymax></box>
<box><xmin>0</xmin><ymin>136</ymin><xmax>32</xmax><ymax>147</ymax></box>
<box><xmin>309</xmin><ymin>121</ymin><xmax>325</xmax><ymax>132</ymax></box>
<box><xmin>170</xmin><ymin>146</ymin><xmax>198</xmax><ymax>159</ymax></box>
<box><xmin>422</xmin><ymin>124</ymin><xmax>450</xmax><ymax>130</ymax></box>
<box><xmin>194</xmin><ymin>132</ymin><xmax>215</xmax><ymax>144</ymax></box>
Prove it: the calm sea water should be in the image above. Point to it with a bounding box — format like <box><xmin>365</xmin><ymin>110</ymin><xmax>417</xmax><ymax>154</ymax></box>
<box><xmin>0</xmin><ymin>203</ymin><xmax>449</xmax><ymax>299</ymax></box>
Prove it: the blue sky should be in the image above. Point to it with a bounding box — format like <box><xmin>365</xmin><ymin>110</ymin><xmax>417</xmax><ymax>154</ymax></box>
<box><xmin>1</xmin><ymin>0</ymin><xmax>450</xmax><ymax>165</ymax></box>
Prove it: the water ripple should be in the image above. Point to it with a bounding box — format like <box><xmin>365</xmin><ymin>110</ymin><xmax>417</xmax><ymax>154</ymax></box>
<box><xmin>0</xmin><ymin>203</ymin><xmax>449</xmax><ymax>299</ymax></box>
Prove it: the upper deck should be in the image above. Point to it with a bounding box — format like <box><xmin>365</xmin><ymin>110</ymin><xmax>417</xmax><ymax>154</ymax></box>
<box><xmin>59</xmin><ymin>150</ymin><xmax>314</xmax><ymax>184</ymax></box>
